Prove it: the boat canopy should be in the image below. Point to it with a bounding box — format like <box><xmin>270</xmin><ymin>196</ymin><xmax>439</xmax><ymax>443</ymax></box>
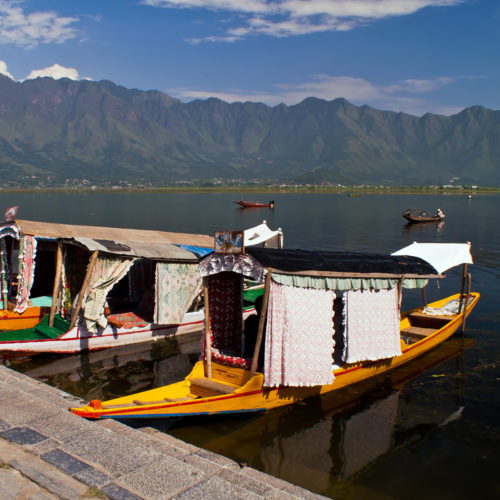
<box><xmin>391</xmin><ymin>242</ymin><xmax>473</xmax><ymax>274</ymax></box>
<box><xmin>200</xmin><ymin>247</ymin><xmax>439</xmax><ymax>291</ymax></box>
<box><xmin>245</xmin><ymin>247</ymin><xmax>438</xmax><ymax>277</ymax></box>
<box><xmin>0</xmin><ymin>219</ymin><xmax>214</xmax><ymax>261</ymax></box>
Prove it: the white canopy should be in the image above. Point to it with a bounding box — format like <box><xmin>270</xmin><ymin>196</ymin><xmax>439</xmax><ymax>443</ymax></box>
<box><xmin>391</xmin><ymin>242</ymin><xmax>473</xmax><ymax>274</ymax></box>
<box><xmin>244</xmin><ymin>221</ymin><xmax>283</xmax><ymax>248</ymax></box>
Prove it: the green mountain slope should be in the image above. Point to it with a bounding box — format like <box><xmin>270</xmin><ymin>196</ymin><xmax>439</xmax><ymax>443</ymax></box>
<box><xmin>0</xmin><ymin>75</ymin><xmax>498</xmax><ymax>186</ymax></box>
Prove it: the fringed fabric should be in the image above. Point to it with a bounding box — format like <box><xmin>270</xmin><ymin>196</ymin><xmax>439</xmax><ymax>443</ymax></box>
<box><xmin>264</xmin><ymin>281</ymin><xmax>336</xmax><ymax>387</ymax></box>
<box><xmin>342</xmin><ymin>288</ymin><xmax>401</xmax><ymax>364</ymax></box>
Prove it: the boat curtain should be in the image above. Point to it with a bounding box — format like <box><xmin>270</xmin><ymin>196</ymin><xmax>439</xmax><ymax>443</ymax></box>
<box><xmin>206</xmin><ymin>272</ymin><xmax>243</xmax><ymax>355</ymax></box>
<box><xmin>263</xmin><ymin>280</ymin><xmax>336</xmax><ymax>387</ymax></box>
<box><xmin>271</xmin><ymin>273</ymin><xmax>428</xmax><ymax>290</ymax></box>
<box><xmin>14</xmin><ymin>235</ymin><xmax>37</xmax><ymax>314</ymax></box>
<box><xmin>154</xmin><ymin>262</ymin><xmax>202</xmax><ymax>325</ymax></box>
<box><xmin>342</xmin><ymin>288</ymin><xmax>401</xmax><ymax>364</ymax></box>
<box><xmin>83</xmin><ymin>255</ymin><xmax>135</xmax><ymax>332</ymax></box>
<box><xmin>0</xmin><ymin>238</ymin><xmax>9</xmax><ymax>307</ymax></box>
<box><xmin>59</xmin><ymin>245</ymin><xmax>91</xmax><ymax>319</ymax></box>
<box><xmin>199</xmin><ymin>253</ymin><xmax>265</xmax><ymax>282</ymax></box>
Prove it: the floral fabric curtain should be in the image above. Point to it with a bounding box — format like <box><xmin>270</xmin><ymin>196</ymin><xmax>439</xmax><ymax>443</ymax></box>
<box><xmin>154</xmin><ymin>262</ymin><xmax>202</xmax><ymax>325</ymax></box>
<box><xmin>83</xmin><ymin>255</ymin><xmax>135</xmax><ymax>332</ymax></box>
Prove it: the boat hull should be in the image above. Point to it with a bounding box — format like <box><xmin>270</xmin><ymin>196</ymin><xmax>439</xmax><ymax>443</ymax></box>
<box><xmin>0</xmin><ymin>306</ymin><xmax>50</xmax><ymax>331</ymax></box>
<box><xmin>0</xmin><ymin>310</ymin><xmax>205</xmax><ymax>353</ymax></box>
<box><xmin>402</xmin><ymin>214</ymin><xmax>442</xmax><ymax>223</ymax></box>
<box><xmin>71</xmin><ymin>292</ymin><xmax>479</xmax><ymax>419</ymax></box>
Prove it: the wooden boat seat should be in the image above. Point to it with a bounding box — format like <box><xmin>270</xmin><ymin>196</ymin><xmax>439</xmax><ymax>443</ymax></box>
<box><xmin>401</xmin><ymin>326</ymin><xmax>437</xmax><ymax>337</ymax></box>
<box><xmin>189</xmin><ymin>377</ymin><xmax>238</xmax><ymax>398</ymax></box>
<box><xmin>407</xmin><ymin>312</ymin><xmax>451</xmax><ymax>329</ymax></box>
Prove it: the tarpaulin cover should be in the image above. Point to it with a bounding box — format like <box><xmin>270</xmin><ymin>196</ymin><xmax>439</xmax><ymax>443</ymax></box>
<box><xmin>246</xmin><ymin>247</ymin><xmax>438</xmax><ymax>276</ymax></box>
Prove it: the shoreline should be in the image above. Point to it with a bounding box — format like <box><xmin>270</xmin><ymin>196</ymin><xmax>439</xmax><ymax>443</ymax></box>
<box><xmin>1</xmin><ymin>186</ymin><xmax>498</xmax><ymax>195</ymax></box>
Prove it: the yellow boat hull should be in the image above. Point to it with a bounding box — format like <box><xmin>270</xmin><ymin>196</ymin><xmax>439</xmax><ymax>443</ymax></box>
<box><xmin>71</xmin><ymin>292</ymin><xmax>479</xmax><ymax>420</ymax></box>
<box><xmin>0</xmin><ymin>306</ymin><xmax>50</xmax><ymax>331</ymax></box>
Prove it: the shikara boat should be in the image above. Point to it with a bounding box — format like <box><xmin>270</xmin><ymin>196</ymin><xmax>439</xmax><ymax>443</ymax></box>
<box><xmin>71</xmin><ymin>241</ymin><xmax>478</xmax><ymax>420</ymax></box>
<box><xmin>402</xmin><ymin>208</ymin><xmax>444</xmax><ymax>223</ymax></box>
<box><xmin>234</xmin><ymin>200</ymin><xmax>275</xmax><ymax>208</ymax></box>
<box><xmin>0</xmin><ymin>219</ymin><xmax>274</xmax><ymax>352</ymax></box>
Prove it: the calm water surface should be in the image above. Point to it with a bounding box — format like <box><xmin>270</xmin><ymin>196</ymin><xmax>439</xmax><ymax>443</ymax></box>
<box><xmin>1</xmin><ymin>191</ymin><xmax>498</xmax><ymax>499</ymax></box>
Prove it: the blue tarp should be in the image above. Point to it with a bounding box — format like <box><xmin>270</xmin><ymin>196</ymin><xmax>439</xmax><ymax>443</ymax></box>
<box><xmin>176</xmin><ymin>244</ymin><xmax>214</xmax><ymax>258</ymax></box>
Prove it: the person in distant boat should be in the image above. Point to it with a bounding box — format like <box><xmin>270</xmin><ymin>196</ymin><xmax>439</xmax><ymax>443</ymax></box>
<box><xmin>436</xmin><ymin>208</ymin><xmax>445</xmax><ymax>219</ymax></box>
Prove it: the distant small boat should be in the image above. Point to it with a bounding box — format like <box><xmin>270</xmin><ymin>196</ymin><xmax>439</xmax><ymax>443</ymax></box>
<box><xmin>402</xmin><ymin>208</ymin><xmax>444</xmax><ymax>223</ymax></box>
<box><xmin>234</xmin><ymin>200</ymin><xmax>275</xmax><ymax>208</ymax></box>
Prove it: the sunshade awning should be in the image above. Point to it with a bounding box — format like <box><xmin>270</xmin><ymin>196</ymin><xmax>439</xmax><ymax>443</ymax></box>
<box><xmin>244</xmin><ymin>222</ymin><xmax>283</xmax><ymax>248</ymax></box>
<box><xmin>391</xmin><ymin>242</ymin><xmax>473</xmax><ymax>274</ymax></box>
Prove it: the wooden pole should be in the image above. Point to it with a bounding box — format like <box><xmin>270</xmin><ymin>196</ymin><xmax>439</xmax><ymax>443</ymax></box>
<box><xmin>421</xmin><ymin>286</ymin><xmax>427</xmax><ymax>306</ymax></box>
<box><xmin>461</xmin><ymin>273</ymin><xmax>471</xmax><ymax>334</ymax></box>
<box><xmin>458</xmin><ymin>264</ymin><xmax>467</xmax><ymax>313</ymax></box>
<box><xmin>48</xmin><ymin>241</ymin><xmax>63</xmax><ymax>327</ymax></box>
<box><xmin>203</xmin><ymin>277</ymin><xmax>212</xmax><ymax>379</ymax></box>
<box><xmin>250</xmin><ymin>270</ymin><xmax>272</xmax><ymax>377</ymax></box>
<box><xmin>69</xmin><ymin>251</ymin><xmax>99</xmax><ymax>330</ymax></box>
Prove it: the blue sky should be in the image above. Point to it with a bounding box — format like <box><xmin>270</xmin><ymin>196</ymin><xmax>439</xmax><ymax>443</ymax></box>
<box><xmin>0</xmin><ymin>0</ymin><xmax>498</xmax><ymax>116</ymax></box>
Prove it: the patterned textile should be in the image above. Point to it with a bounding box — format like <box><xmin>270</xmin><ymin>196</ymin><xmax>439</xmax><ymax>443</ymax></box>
<box><xmin>264</xmin><ymin>281</ymin><xmax>336</xmax><ymax>387</ymax></box>
<box><xmin>106</xmin><ymin>311</ymin><xmax>148</xmax><ymax>329</ymax></box>
<box><xmin>0</xmin><ymin>238</ymin><xmax>9</xmax><ymax>306</ymax></box>
<box><xmin>83</xmin><ymin>255</ymin><xmax>135</xmax><ymax>332</ymax></box>
<box><xmin>342</xmin><ymin>288</ymin><xmax>401</xmax><ymax>364</ymax></box>
<box><xmin>207</xmin><ymin>272</ymin><xmax>244</xmax><ymax>355</ymax></box>
<box><xmin>154</xmin><ymin>262</ymin><xmax>202</xmax><ymax>325</ymax></box>
<box><xmin>200</xmin><ymin>253</ymin><xmax>265</xmax><ymax>282</ymax></box>
<box><xmin>14</xmin><ymin>235</ymin><xmax>37</xmax><ymax>313</ymax></box>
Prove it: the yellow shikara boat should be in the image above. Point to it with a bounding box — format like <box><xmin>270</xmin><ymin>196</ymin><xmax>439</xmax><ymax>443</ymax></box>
<box><xmin>71</xmin><ymin>242</ymin><xmax>479</xmax><ymax>420</ymax></box>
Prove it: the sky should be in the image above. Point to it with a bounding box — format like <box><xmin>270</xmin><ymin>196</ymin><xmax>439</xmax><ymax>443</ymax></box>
<box><xmin>0</xmin><ymin>0</ymin><xmax>498</xmax><ymax>117</ymax></box>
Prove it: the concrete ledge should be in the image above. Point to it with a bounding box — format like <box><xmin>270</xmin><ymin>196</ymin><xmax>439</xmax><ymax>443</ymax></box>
<box><xmin>0</xmin><ymin>364</ymin><xmax>327</xmax><ymax>500</ymax></box>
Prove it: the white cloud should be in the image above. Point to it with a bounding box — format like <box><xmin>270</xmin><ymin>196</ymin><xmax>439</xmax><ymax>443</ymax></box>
<box><xmin>143</xmin><ymin>0</ymin><xmax>464</xmax><ymax>41</ymax></box>
<box><xmin>0</xmin><ymin>59</ymin><xmax>13</xmax><ymax>79</ymax></box>
<box><xmin>169</xmin><ymin>73</ymin><xmax>461</xmax><ymax>116</ymax></box>
<box><xmin>0</xmin><ymin>0</ymin><xmax>79</xmax><ymax>48</ymax></box>
<box><xmin>24</xmin><ymin>63</ymin><xmax>82</xmax><ymax>81</ymax></box>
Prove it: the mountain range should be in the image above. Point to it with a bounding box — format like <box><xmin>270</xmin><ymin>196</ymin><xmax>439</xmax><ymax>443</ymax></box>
<box><xmin>0</xmin><ymin>74</ymin><xmax>499</xmax><ymax>187</ymax></box>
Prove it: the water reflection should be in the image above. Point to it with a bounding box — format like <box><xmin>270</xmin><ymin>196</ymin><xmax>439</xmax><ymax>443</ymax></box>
<box><xmin>4</xmin><ymin>333</ymin><xmax>201</xmax><ymax>401</ymax></box>
<box><xmin>0</xmin><ymin>306</ymin><xmax>482</xmax><ymax>498</ymax></box>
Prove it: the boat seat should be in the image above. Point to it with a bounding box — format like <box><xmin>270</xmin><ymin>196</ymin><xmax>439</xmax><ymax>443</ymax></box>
<box><xmin>401</xmin><ymin>326</ymin><xmax>436</xmax><ymax>337</ymax></box>
<box><xmin>189</xmin><ymin>377</ymin><xmax>238</xmax><ymax>398</ymax></box>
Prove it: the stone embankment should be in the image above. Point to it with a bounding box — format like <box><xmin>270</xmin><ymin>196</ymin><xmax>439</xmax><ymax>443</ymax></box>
<box><xmin>0</xmin><ymin>364</ymin><xmax>326</xmax><ymax>499</ymax></box>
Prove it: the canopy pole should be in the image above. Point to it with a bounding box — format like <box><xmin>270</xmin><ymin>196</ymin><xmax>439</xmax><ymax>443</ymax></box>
<box><xmin>458</xmin><ymin>264</ymin><xmax>468</xmax><ymax>313</ymax></box>
<box><xmin>69</xmin><ymin>250</ymin><xmax>99</xmax><ymax>330</ymax></box>
<box><xmin>203</xmin><ymin>277</ymin><xmax>212</xmax><ymax>379</ymax></box>
<box><xmin>48</xmin><ymin>241</ymin><xmax>63</xmax><ymax>327</ymax></box>
<box><xmin>421</xmin><ymin>286</ymin><xmax>427</xmax><ymax>306</ymax></box>
<box><xmin>250</xmin><ymin>269</ymin><xmax>272</xmax><ymax>378</ymax></box>
<box><xmin>461</xmin><ymin>272</ymin><xmax>471</xmax><ymax>334</ymax></box>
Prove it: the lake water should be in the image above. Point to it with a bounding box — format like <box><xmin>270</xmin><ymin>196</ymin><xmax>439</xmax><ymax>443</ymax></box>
<box><xmin>1</xmin><ymin>191</ymin><xmax>498</xmax><ymax>499</ymax></box>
